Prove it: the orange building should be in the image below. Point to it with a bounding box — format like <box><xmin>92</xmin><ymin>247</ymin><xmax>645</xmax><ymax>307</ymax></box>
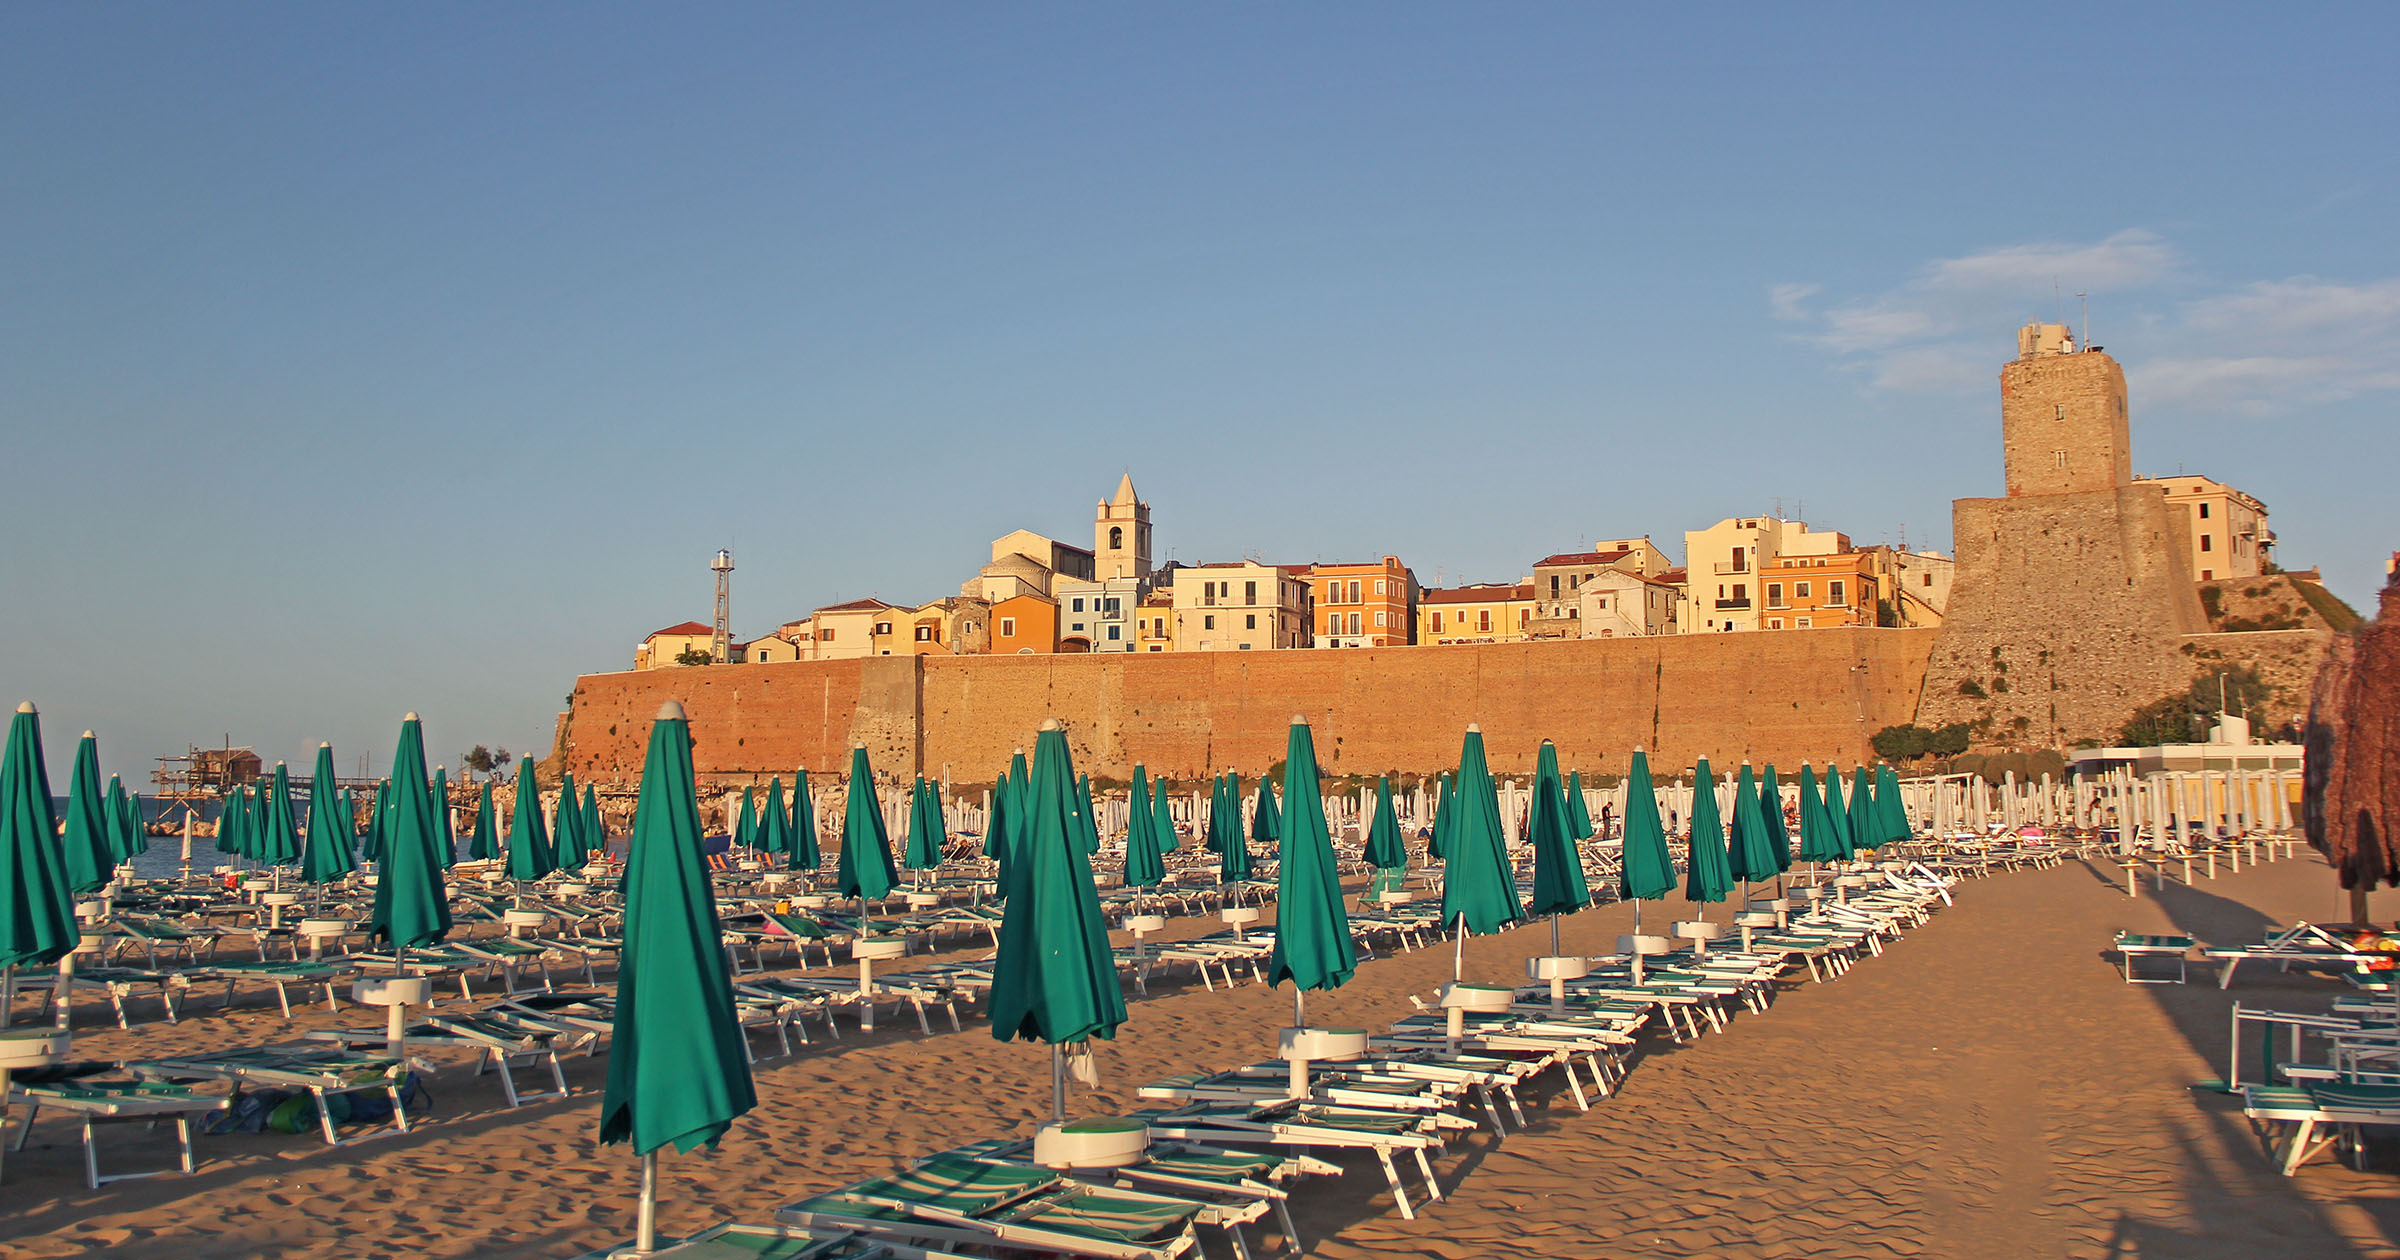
<box><xmin>989</xmin><ymin>593</ymin><xmax>1059</xmax><ymax>655</ymax></box>
<box><xmin>1305</xmin><ymin>556</ymin><xmax>1418</xmax><ymax>648</ymax></box>
<box><xmin>1416</xmin><ymin>583</ymin><xmax>1536</xmax><ymax>646</ymax></box>
<box><xmin>1757</xmin><ymin>552</ymin><xmax>1879</xmax><ymax>629</ymax></box>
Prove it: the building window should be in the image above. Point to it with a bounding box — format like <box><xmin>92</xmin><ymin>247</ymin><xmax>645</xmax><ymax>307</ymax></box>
<box><xmin>1104</xmin><ymin>598</ymin><xmax>1119</xmax><ymax>615</ymax></box>
<box><xmin>1432</xmin><ymin>612</ymin><xmax>1444</xmax><ymax>633</ymax></box>
<box><xmin>874</xmin><ymin>621</ymin><xmax>892</xmax><ymax>635</ymax></box>
<box><xmin>1245</xmin><ymin>614</ymin><xmax>1257</xmax><ymax>630</ymax></box>
<box><xmin>819</xmin><ymin>629</ymin><xmax>835</xmax><ymax>641</ymax></box>
<box><xmin>1769</xmin><ymin>619</ymin><xmax>1783</xmax><ymax>629</ymax></box>
<box><xmin>1766</xmin><ymin>583</ymin><xmax>1783</xmax><ymax>608</ymax></box>
<box><xmin>1327</xmin><ymin>612</ymin><xmax>1340</xmax><ymax>634</ymax></box>
<box><xmin>1550</xmin><ymin>576</ymin><xmax>1563</xmax><ymax>597</ymax></box>
<box><xmin>1238</xmin><ymin>643</ymin><xmax>1252</xmax><ymax>650</ymax></box>
<box><xmin>2198</xmin><ymin>503</ymin><xmax>2211</xmax><ymax>519</ymax></box>
<box><xmin>1795</xmin><ymin>581</ymin><xmax>1811</xmax><ymax>600</ymax></box>
<box><xmin>756</xmin><ymin>650</ymin><xmax>768</xmax><ymax>662</ymax></box>
<box><xmin>1732</xmin><ymin>584</ymin><xmax>1746</xmax><ymax>601</ymax></box>
<box><xmin>1374</xmin><ymin>579</ymin><xmax>1386</xmax><ymax>595</ymax></box>
<box><xmin>1519</xmin><ymin>609</ymin><xmax>1530</xmax><ymax>629</ymax></box>
<box><xmin>998</xmin><ymin>618</ymin><xmax>1015</xmax><ymax>637</ymax></box>
<box><xmin>2054</xmin><ymin>449</ymin><xmax>2068</xmax><ymax>469</ymax></box>
<box><xmin>1923</xmin><ymin>573</ymin><xmax>1934</xmax><ymax>587</ymax></box>
<box><xmin>1375</xmin><ymin>611</ymin><xmax>1386</xmax><ymax>627</ymax></box>
<box><xmin>1730</xmin><ymin>547</ymin><xmax>1746</xmax><ymax>573</ymax></box>
<box><xmin>1110</xmin><ymin>526</ymin><xmax>1124</xmax><ymax>548</ymax></box>
<box><xmin>1148</xmin><ymin>645</ymin><xmax>1161</xmax><ymax>652</ymax></box>
<box><xmin>1348</xmin><ymin>612</ymin><xmax>1362</xmax><ymax>635</ymax></box>
<box><xmin>1203</xmin><ymin>615</ymin><xmax>1215</xmax><ymax>631</ymax></box>
<box><xmin>1245</xmin><ymin>580</ymin><xmax>1258</xmax><ymax>604</ymax></box>
<box><xmin>1797</xmin><ymin>617</ymin><xmax>1811</xmax><ymax>628</ymax></box>
<box><xmin>1828</xmin><ymin>580</ymin><xmax>1844</xmax><ymax>604</ymax></box>
<box><xmin>1348</xmin><ymin>580</ymin><xmax>1361</xmax><ymax>603</ymax></box>
<box><xmin>1072</xmin><ymin>598</ymin><xmax>1085</xmax><ymax>612</ymax></box>
<box><xmin>2200</xmin><ymin>569</ymin><xmax>2213</xmax><ymax>580</ymax></box>
<box><xmin>1107</xmin><ymin>625</ymin><xmax>1120</xmax><ymax>641</ymax></box>
<box><xmin>914</xmin><ymin>625</ymin><xmax>933</xmax><ymax>642</ymax></box>
<box><xmin>2199</xmin><ymin>534</ymin><xmax>2213</xmax><ymax>552</ymax></box>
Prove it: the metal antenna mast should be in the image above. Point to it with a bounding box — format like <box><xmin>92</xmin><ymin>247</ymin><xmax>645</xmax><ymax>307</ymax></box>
<box><xmin>711</xmin><ymin>549</ymin><xmax>736</xmax><ymax>664</ymax></box>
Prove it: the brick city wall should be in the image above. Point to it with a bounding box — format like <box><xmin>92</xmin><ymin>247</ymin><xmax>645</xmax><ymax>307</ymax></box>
<box><xmin>556</xmin><ymin>628</ymin><xmax>1939</xmax><ymax>787</ymax></box>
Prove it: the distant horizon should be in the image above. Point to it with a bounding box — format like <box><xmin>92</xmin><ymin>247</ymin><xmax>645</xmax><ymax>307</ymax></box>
<box><xmin>5</xmin><ymin>5</ymin><xmax>2392</xmax><ymax>784</ymax></box>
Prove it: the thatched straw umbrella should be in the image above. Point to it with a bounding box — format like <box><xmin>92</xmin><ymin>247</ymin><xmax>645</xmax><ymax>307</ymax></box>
<box><xmin>2303</xmin><ymin>573</ymin><xmax>2400</xmax><ymax>924</ymax></box>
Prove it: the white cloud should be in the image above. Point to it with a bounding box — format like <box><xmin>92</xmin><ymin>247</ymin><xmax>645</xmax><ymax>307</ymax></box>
<box><xmin>1774</xmin><ymin>233</ymin><xmax>2400</xmax><ymax>413</ymax></box>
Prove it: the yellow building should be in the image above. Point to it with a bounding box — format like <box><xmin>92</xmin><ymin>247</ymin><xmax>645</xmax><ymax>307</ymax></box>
<box><xmin>1681</xmin><ymin>516</ymin><xmax>1850</xmax><ymax>633</ymax></box>
<box><xmin>1169</xmin><ymin>562</ymin><xmax>1313</xmax><ymax>651</ymax></box>
<box><xmin>1590</xmin><ymin>537</ymin><xmax>1676</xmax><ymax>577</ymax></box>
<box><xmin>990</xmin><ymin>593</ymin><xmax>1059</xmax><ymax>655</ymax></box>
<box><xmin>1417</xmin><ymin>583</ymin><xmax>1536</xmax><ymax>646</ymax></box>
<box><xmin>633</xmin><ymin>621</ymin><xmax>717</xmax><ymax>670</ymax></box>
<box><xmin>746</xmin><ymin>634</ymin><xmax>803</xmax><ymax>664</ymax></box>
<box><xmin>774</xmin><ymin>598</ymin><xmax>894</xmax><ymax>661</ymax></box>
<box><xmin>1135</xmin><ymin>591</ymin><xmax>1175</xmax><ymax>652</ymax></box>
<box><xmin>2140</xmin><ymin>474</ymin><xmax>2273</xmax><ymax>581</ymax></box>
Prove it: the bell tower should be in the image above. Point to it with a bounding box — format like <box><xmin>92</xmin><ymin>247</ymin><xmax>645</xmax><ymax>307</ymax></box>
<box><xmin>1095</xmin><ymin>473</ymin><xmax>1151</xmax><ymax>582</ymax></box>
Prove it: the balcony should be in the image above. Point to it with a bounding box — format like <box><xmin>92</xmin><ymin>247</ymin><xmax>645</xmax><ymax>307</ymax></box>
<box><xmin>1714</xmin><ymin>598</ymin><xmax>1751</xmax><ymax>611</ymax></box>
<box><xmin>1712</xmin><ymin>561</ymin><xmax>1750</xmax><ymax>575</ymax></box>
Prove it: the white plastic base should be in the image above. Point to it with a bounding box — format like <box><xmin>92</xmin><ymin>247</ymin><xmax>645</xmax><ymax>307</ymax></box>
<box><xmin>1439</xmin><ymin>982</ymin><xmax>1515</xmax><ymax>1013</ymax></box>
<box><xmin>1619</xmin><ymin>934</ymin><xmax>1672</xmax><ymax>956</ymax></box>
<box><xmin>1033</xmin><ymin>1118</ymin><xmax>1150</xmax><ymax>1169</ymax></box>
<box><xmin>853</xmin><ymin>937</ymin><xmax>908</xmax><ymax>961</ymax></box>
<box><xmin>1279</xmin><ymin>1026</ymin><xmax>1369</xmax><ymax>1061</ymax></box>
<box><xmin>0</xmin><ymin>1027</ymin><xmax>72</xmax><ymax>1068</ymax></box>
<box><xmin>1124</xmin><ymin>915</ymin><xmax>1167</xmax><ymax>934</ymax></box>
<box><xmin>503</xmin><ymin>910</ymin><xmax>549</xmax><ymax>930</ymax></box>
<box><xmin>355</xmin><ymin>977</ymin><xmax>433</xmax><ymax>1007</ymax></box>
<box><xmin>1220</xmin><ymin>907</ymin><xmax>1262</xmax><ymax>927</ymax></box>
<box><xmin>1527</xmin><ymin>955</ymin><xmax>1590</xmax><ymax>981</ymax></box>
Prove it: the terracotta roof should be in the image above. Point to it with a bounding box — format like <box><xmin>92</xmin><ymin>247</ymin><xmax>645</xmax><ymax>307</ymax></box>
<box><xmin>646</xmin><ymin>621</ymin><xmax>714</xmax><ymax>639</ymax></box>
<box><xmin>817</xmin><ymin>597</ymin><xmax>897</xmax><ymax>613</ymax></box>
<box><xmin>1532</xmin><ymin>549</ymin><xmax>1631</xmax><ymax>568</ymax></box>
<box><xmin>1656</xmin><ymin>568</ymin><xmax>1688</xmax><ymax>584</ymax></box>
<box><xmin>1421</xmin><ymin>584</ymin><xmax>1533</xmax><ymax>605</ymax></box>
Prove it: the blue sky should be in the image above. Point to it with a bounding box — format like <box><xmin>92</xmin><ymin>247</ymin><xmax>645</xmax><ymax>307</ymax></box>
<box><xmin>4</xmin><ymin>5</ymin><xmax>2394</xmax><ymax>781</ymax></box>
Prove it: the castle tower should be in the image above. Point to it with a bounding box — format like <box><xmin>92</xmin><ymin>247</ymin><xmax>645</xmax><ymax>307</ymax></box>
<box><xmin>1095</xmin><ymin>473</ymin><xmax>1151</xmax><ymax>582</ymax></box>
<box><xmin>2001</xmin><ymin>323</ymin><xmax>2133</xmax><ymax>497</ymax></box>
<box><xmin>1915</xmin><ymin>326</ymin><xmax>2207</xmax><ymax>747</ymax></box>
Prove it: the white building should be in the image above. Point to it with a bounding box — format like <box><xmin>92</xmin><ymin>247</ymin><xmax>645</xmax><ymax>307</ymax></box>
<box><xmin>1578</xmin><ymin>571</ymin><xmax>1682</xmax><ymax>638</ymax></box>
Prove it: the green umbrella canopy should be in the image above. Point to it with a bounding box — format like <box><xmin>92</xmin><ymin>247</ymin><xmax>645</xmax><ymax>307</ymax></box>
<box><xmin>1872</xmin><ymin>764</ymin><xmax>1912</xmax><ymax>847</ymax></box>
<box><xmin>1268</xmin><ymin>717</ymin><xmax>1357</xmax><ymax>993</ymax></box>
<box><xmin>834</xmin><ymin>745</ymin><xmax>896</xmax><ymax>901</ymax></box>
<box><xmin>59</xmin><ymin>732</ymin><xmax>113</xmax><ymax>893</ymax></box>
<box><xmin>1761</xmin><ymin>764</ymin><xmax>1794</xmax><ymax>874</ymax></box>
<box><xmin>790</xmin><ymin>768</ymin><xmax>822</xmax><ymax>871</ymax></box>
<box><xmin>1565</xmin><ymin>770</ymin><xmax>1595</xmax><ymax>840</ymax></box>
<box><xmin>1428</xmin><ymin>772</ymin><xmax>1453</xmax><ymax>860</ymax></box>
<box><xmin>1250</xmin><ymin>773</ymin><xmax>1281</xmax><ymax>850</ymax></box>
<box><xmin>1215</xmin><ymin>775</ymin><xmax>1253</xmax><ymax>884</ymax></box>
<box><xmin>245</xmin><ymin>779</ymin><xmax>273</xmax><ymax>861</ymax></box>
<box><xmin>359</xmin><ymin>781</ymin><xmax>387</xmax><ymax>861</ymax></box>
<box><xmin>1363</xmin><ymin>775</ymin><xmax>1407</xmax><ymax>872</ymax></box>
<box><xmin>432</xmin><ymin>767</ymin><xmax>458</xmax><ymax>870</ymax></box>
<box><xmin>1820</xmin><ymin>765</ymin><xmax>1853</xmax><ymax>860</ymax></box>
<box><xmin>122</xmin><ymin>782</ymin><xmax>150</xmax><ymax>857</ymax></box>
<box><xmin>1727</xmin><ymin>763</ymin><xmax>1775</xmax><ymax>884</ymax></box>
<box><xmin>467</xmin><ymin>781</ymin><xmax>498</xmax><ymax>862</ymax></box>
<box><xmin>266</xmin><ymin>761</ymin><xmax>307</xmax><ymax>866</ymax></box>
<box><xmin>1795</xmin><ymin>765</ymin><xmax>1832</xmax><ymax>863</ymax></box>
<box><xmin>1526</xmin><ymin>741</ymin><xmax>1592</xmax><ymax>918</ymax></box>
<box><xmin>599</xmin><ymin>700</ymin><xmax>758</xmax><ymax>1155</ymax></box>
<box><xmin>1439</xmin><ymin>726</ymin><xmax>1525</xmax><ymax>935</ymax></box>
<box><xmin>758</xmin><ymin>777</ymin><xmax>792</xmax><ymax>861</ymax></box>
<box><xmin>1125</xmin><ymin>766</ymin><xmax>1155</xmax><ymax>859</ymax></box>
<box><xmin>213</xmin><ymin>786</ymin><xmax>240</xmax><ymax>856</ymax></box>
<box><xmin>1202</xmin><ymin>774</ymin><xmax>1225</xmax><ymax>853</ymax></box>
<box><xmin>0</xmin><ymin>702</ymin><xmax>77</xmax><ymax>971</ymax></box>
<box><xmin>303</xmin><ymin>744</ymin><xmax>360</xmax><ymax>884</ymax></box>
<box><xmin>369</xmin><ymin>715</ymin><xmax>453</xmax><ymax>951</ymax></box>
<box><xmin>583</xmin><ymin>784</ymin><xmax>602</xmax><ymax>852</ymax></box>
<box><xmin>507</xmin><ymin>762</ymin><xmax>557</xmax><ymax>882</ymax></box>
<box><xmin>733</xmin><ymin>786</ymin><xmax>759</xmax><ymax>854</ymax></box>
<box><xmin>903</xmin><ymin>777</ymin><xmax>945</xmax><ymax>871</ymax></box>
<box><xmin>1847</xmin><ymin>765</ymin><xmax>1877</xmax><ymax>856</ymax></box>
<box><xmin>1619</xmin><ymin>751</ymin><xmax>1677</xmax><ymax>900</ymax></box>
<box><xmin>1683</xmin><ymin>758</ymin><xmax>1735</xmax><ymax>905</ymax></box>
<box><xmin>1121</xmin><ymin>771</ymin><xmax>1168</xmax><ymax>890</ymax></box>
<box><xmin>104</xmin><ymin>776</ymin><xmax>141</xmax><ymax>864</ymax></box>
<box><xmin>988</xmin><ymin>721</ymin><xmax>1129</xmax><ymax>1047</ymax></box>
<box><xmin>981</xmin><ymin>759</ymin><xmax>1016</xmax><ymax>863</ymax></box>
<box><xmin>554</xmin><ymin>770</ymin><xmax>587</xmax><ymax>867</ymax></box>
<box><xmin>1075</xmin><ymin>772</ymin><xmax>1102</xmax><ymax>855</ymax></box>
<box><xmin>1150</xmin><ymin>773</ymin><xmax>1178</xmax><ymax>853</ymax></box>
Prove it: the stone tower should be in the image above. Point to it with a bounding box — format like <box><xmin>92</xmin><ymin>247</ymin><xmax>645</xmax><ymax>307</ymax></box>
<box><xmin>1915</xmin><ymin>326</ymin><xmax>2208</xmax><ymax>747</ymax></box>
<box><xmin>1095</xmin><ymin>473</ymin><xmax>1151</xmax><ymax>582</ymax></box>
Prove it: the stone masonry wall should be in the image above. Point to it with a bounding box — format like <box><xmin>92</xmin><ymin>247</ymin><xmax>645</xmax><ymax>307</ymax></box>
<box><xmin>558</xmin><ymin>628</ymin><xmax>1939</xmax><ymax>788</ymax></box>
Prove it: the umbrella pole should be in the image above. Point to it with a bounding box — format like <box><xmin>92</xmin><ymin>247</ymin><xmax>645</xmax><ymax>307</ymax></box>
<box><xmin>1452</xmin><ymin>913</ymin><xmax>1466</xmax><ymax>982</ymax></box>
<box><xmin>1051</xmin><ymin>1042</ymin><xmax>1068</xmax><ymax>1125</ymax></box>
<box><xmin>636</xmin><ymin>1149</ymin><xmax>659</xmax><ymax>1254</ymax></box>
<box><xmin>1</xmin><ymin>965</ymin><xmax>12</xmax><ymax>1028</ymax></box>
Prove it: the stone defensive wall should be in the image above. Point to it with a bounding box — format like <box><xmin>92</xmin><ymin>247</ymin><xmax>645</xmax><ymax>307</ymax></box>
<box><xmin>554</xmin><ymin>627</ymin><xmax>1939</xmax><ymax>788</ymax></box>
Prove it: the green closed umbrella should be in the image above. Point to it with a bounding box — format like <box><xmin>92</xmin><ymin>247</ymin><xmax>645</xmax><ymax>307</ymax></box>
<box><xmin>790</xmin><ymin>768</ymin><xmax>822</xmax><ymax>871</ymax></box>
<box><xmin>1846</xmin><ymin>765</ymin><xmax>1876</xmax><ymax>858</ymax></box>
<box><xmin>1565</xmin><ymin>770</ymin><xmax>1595</xmax><ymax>840</ymax></box>
<box><xmin>0</xmin><ymin>702</ymin><xmax>76</xmax><ymax>982</ymax></box>
<box><xmin>1684</xmin><ymin>759</ymin><xmax>1734</xmax><ymax>910</ymax></box>
<box><xmin>1795</xmin><ymin>765</ymin><xmax>1833</xmax><ymax>863</ymax></box>
<box><xmin>1428</xmin><ymin>772</ymin><xmax>1454</xmax><ymax>860</ymax></box>
<box><xmin>1439</xmin><ymin>726</ymin><xmax>1524</xmax><ymax>954</ymax></box>
<box><xmin>507</xmin><ymin>763</ymin><xmax>557</xmax><ymax>886</ymax></box>
<box><xmin>1121</xmin><ymin>771</ymin><xmax>1168</xmax><ymax>891</ymax></box>
<box><xmin>759</xmin><ymin>778</ymin><xmax>792</xmax><ymax>864</ymax></box>
<box><xmin>834</xmin><ymin>746</ymin><xmax>896</xmax><ymax>904</ymax></box>
<box><xmin>554</xmin><ymin>770</ymin><xmax>588</xmax><ymax>868</ymax></box>
<box><xmin>213</xmin><ymin>786</ymin><xmax>240</xmax><ymax>857</ymax></box>
<box><xmin>1150</xmin><ymin>774</ymin><xmax>1178</xmax><ymax>853</ymax></box>
<box><xmin>260</xmin><ymin>761</ymin><xmax>303</xmax><ymax>871</ymax></box>
<box><xmin>1363</xmin><ymin>775</ymin><xmax>1407</xmax><ymax>872</ymax></box>
<box><xmin>104</xmin><ymin>777</ymin><xmax>143</xmax><ymax>865</ymax></box>
<box><xmin>303</xmin><ymin>744</ymin><xmax>360</xmax><ymax>885</ymax></box>
<box><xmin>1075</xmin><ymin>772</ymin><xmax>1102</xmax><ymax>855</ymax></box>
<box><xmin>1268</xmin><ymin>718</ymin><xmax>1356</xmax><ymax>1049</ymax></box>
<box><xmin>903</xmin><ymin>777</ymin><xmax>945</xmax><ymax>872</ymax></box>
<box><xmin>467</xmin><ymin>781</ymin><xmax>498</xmax><ymax>862</ymax></box>
<box><xmin>1617</xmin><ymin>749</ymin><xmax>1677</xmax><ymax>943</ymax></box>
<box><xmin>733</xmin><ymin>786</ymin><xmax>759</xmax><ymax>857</ymax></box>
<box><xmin>599</xmin><ymin>700</ymin><xmax>758</xmax><ymax>1253</ymax></box>
<box><xmin>1251</xmin><ymin>773</ymin><xmax>1281</xmax><ymax>852</ymax></box>
<box><xmin>1526</xmin><ymin>741</ymin><xmax>1591</xmax><ymax>946</ymax></box>
<box><xmin>1820</xmin><ymin>766</ymin><xmax>1853</xmax><ymax>861</ymax></box>
<box><xmin>244</xmin><ymin>780</ymin><xmax>271</xmax><ymax>862</ymax></box>
<box><xmin>368</xmin><ymin>715</ymin><xmax>453</xmax><ymax>954</ymax></box>
<box><xmin>432</xmin><ymin>767</ymin><xmax>457</xmax><ymax>870</ymax></box>
<box><xmin>1727</xmin><ymin>763</ymin><xmax>1775</xmax><ymax>886</ymax></box>
<box><xmin>1215</xmin><ymin>774</ymin><xmax>1252</xmax><ymax>887</ymax></box>
<box><xmin>360</xmin><ymin>781</ymin><xmax>387</xmax><ymax>862</ymax></box>
<box><xmin>584</xmin><ymin>784</ymin><xmax>603</xmax><ymax>857</ymax></box>
<box><xmin>1872</xmin><ymin>764</ymin><xmax>1912</xmax><ymax>849</ymax></box>
<box><xmin>988</xmin><ymin>719</ymin><xmax>1128</xmax><ymax>1123</ymax></box>
<box><xmin>982</xmin><ymin>760</ymin><xmax>1017</xmax><ymax>865</ymax></box>
<box><xmin>1761</xmin><ymin>764</ymin><xmax>1793</xmax><ymax>875</ymax></box>
<box><xmin>59</xmin><ymin>732</ymin><xmax>112</xmax><ymax>894</ymax></box>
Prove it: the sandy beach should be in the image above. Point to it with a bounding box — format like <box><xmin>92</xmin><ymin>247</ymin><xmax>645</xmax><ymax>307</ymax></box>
<box><xmin>3</xmin><ymin>852</ymin><xmax>2395</xmax><ymax>1260</ymax></box>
